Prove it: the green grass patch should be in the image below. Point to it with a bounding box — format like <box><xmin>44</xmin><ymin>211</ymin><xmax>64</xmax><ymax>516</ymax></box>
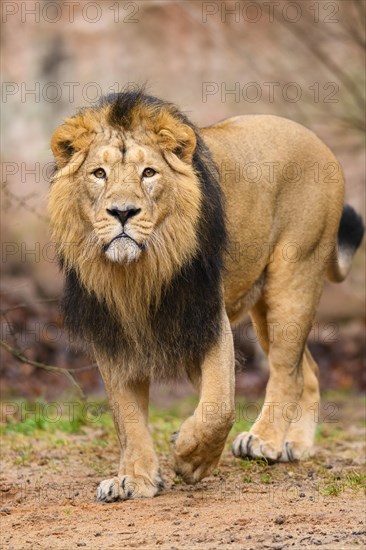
<box><xmin>320</xmin><ymin>471</ymin><xmax>366</xmax><ymax>496</ymax></box>
<box><xmin>321</xmin><ymin>481</ymin><xmax>344</xmax><ymax>496</ymax></box>
<box><xmin>14</xmin><ymin>443</ymin><xmax>34</xmax><ymax>466</ymax></box>
<box><xmin>1</xmin><ymin>399</ymin><xmax>115</xmax><ymax>437</ymax></box>
<box><xmin>260</xmin><ymin>472</ymin><xmax>272</xmax><ymax>484</ymax></box>
<box><xmin>0</xmin><ymin>397</ymin><xmax>197</xmax><ymax>456</ymax></box>
<box><xmin>345</xmin><ymin>471</ymin><xmax>366</xmax><ymax>490</ymax></box>
<box><xmin>316</xmin><ymin>424</ymin><xmax>347</xmax><ymax>443</ymax></box>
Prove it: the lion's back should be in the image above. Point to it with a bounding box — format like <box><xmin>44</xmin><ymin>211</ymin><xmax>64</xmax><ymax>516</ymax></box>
<box><xmin>201</xmin><ymin>113</ymin><xmax>344</xmax><ymax>232</ymax></box>
<box><xmin>201</xmin><ymin>114</ymin><xmax>345</xmax><ymax>309</ymax></box>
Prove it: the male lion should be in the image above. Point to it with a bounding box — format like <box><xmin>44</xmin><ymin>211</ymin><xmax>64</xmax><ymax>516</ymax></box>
<box><xmin>49</xmin><ymin>90</ymin><xmax>364</xmax><ymax>502</ymax></box>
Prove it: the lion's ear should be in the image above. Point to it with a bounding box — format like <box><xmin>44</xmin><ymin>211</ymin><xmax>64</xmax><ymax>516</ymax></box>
<box><xmin>51</xmin><ymin>121</ymin><xmax>77</xmax><ymax>168</ymax></box>
<box><xmin>51</xmin><ymin>116</ymin><xmax>93</xmax><ymax>169</ymax></box>
<box><xmin>157</xmin><ymin>122</ymin><xmax>196</xmax><ymax>164</ymax></box>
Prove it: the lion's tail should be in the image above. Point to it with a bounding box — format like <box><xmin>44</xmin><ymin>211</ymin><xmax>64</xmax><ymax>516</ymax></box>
<box><xmin>327</xmin><ymin>204</ymin><xmax>364</xmax><ymax>283</ymax></box>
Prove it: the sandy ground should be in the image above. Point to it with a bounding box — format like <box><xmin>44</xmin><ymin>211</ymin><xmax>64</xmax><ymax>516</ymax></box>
<box><xmin>1</xmin><ymin>395</ymin><xmax>365</xmax><ymax>550</ymax></box>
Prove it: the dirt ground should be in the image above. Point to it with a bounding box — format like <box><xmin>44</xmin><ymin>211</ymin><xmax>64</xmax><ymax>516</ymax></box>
<box><xmin>1</xmin><ymin>393</ymin><xmax>365</xmax><ymax>550</ymax></box>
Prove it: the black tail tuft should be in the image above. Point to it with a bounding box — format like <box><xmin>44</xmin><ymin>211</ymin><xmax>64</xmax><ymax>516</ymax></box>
<box><xmin>338</xmin><ymin>204</ymin><xmax>364</xmax><ymax>252</ymax></box>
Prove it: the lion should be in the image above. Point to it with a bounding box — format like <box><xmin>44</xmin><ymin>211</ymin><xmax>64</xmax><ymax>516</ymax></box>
<box><xmin>49</xmin><ymin>90</ymin><xmax>364</xmax><ymax>502</ymax></box>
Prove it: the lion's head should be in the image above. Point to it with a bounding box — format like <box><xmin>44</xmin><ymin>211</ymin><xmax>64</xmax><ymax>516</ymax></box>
<box><xmin>49</xmin><ymin>91</ymin><xmax>226</xmax><ymax>377</ymax></box>
<box><xmin>50</xmin><ymin>91</ymin><xmax>202</xmax><ymax>269</ymax></box>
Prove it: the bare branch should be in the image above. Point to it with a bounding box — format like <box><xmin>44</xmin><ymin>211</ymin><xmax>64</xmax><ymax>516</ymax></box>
<box><xmin>337</xmin><ymin>1</ymin><xmax>366</xmax><ymax>50</ymax></box>
<box><xmin>0</xmin><ymin>299</ymin><xmax>58</xmax><ymax>315</ymax></box>
<box><xmin>1</xmin><ymin>184</ymin><xmax>50</xmax><ymax>223</ymax></box>
<box><xmin>0</xmin><ymin>339</ymin><xmax>87</xmax><ymax>400</ymax></box>
<box><xmin>273</xmin><ymin>7</ymin><xmax>365</xmax><ymax>114</ymax></box>
<box><xmin>353</xmin><ymin>0</ymin><xmax>366</xmax><ymax>23</ymax></box>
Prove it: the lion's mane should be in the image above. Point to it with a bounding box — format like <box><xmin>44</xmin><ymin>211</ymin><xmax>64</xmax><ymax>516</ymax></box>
<box><xmin>51</xmin><ymin>91</ymin><xmax>227</xmax><ymax>381</ymax></box>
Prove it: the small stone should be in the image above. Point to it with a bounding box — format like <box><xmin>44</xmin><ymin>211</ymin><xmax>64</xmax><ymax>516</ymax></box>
<box><xmin>0</xmin><ymin>508</ymin><xmax>10</xmax><ymax>515</ymax></box>
<box><xmin>299</xmin><ymin>492</ymin><xmax>306</xmax><ymax>497</ymax></box>
<box><xmin>94</xmin><ymin>532</ymin><xmax>102</xmax><ymax>537</ymax></box>
<box><xmin>77</xmin><ymin>543</ymin><xmax>86</xmax><ymax>547</ymax></box>
<box><xmin>193</xmin><ymin>513</ymin><xmax>199</xmax><ymax>517</ymax></box>
<box><xmin>275</xmin><ymin>516</ymin><xmax>286</xmax><ymax>525</ymax></box>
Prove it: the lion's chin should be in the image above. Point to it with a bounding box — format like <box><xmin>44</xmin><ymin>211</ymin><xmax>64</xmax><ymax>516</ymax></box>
<box><xmin>104</xmin><ymin>237</ymin><xmax>143</xmax><ymax>264</ymax></box>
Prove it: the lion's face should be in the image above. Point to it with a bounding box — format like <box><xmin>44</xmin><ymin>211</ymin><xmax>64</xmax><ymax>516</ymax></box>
<box><xmin>78</xmin><ymin>130</ymin><xmax>183</xmax><ymax>264</ymax></box>
<box><xmin>49</xmin><ymin>103</ymin><xmax>202</xmax><ymax>274</ymax></box>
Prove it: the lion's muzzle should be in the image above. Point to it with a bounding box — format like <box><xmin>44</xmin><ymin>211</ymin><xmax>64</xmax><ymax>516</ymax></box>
<box><xmin>106</xmin><ymin>205</ymin><xmax>141</xmax><ymax>226</ymax></box>
<box><xmin>102</xmin><ymin>204</ymin><xmax>145</xmax><ymax>263</ymax></box>
<box><xmin>104</xmin><ymin>233</ymin><xmax>144</xmax><ymax>263</ymax></box>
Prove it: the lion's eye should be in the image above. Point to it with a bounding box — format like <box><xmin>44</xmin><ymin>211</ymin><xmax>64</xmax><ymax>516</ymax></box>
<box><xmin>93</xmin><ymin>168</ymin><xmax>106</xmax><ymax>179</ymax></box>
<box><xmin>142</xmin><ymin>167</ymin><xmax>156</xmax><ymax>178</ymax></box>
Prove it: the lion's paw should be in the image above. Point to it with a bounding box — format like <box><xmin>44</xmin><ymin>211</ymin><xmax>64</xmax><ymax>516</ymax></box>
<box><xmin>96</xmin><ymin>473</ymin><xmax>163</xmax><ymax>503</ymax></box>
<box><xmin>232</xmin><ymin>432</ymin><xmax>282</xmax><ymax>461</ymax></box>
<box><xmin>281</xmin><ymin>440</ymin><xmax>313</xmax><ymax>462</ymax></box>
<box><xmin>173</xmin><ymin>447</ymin><xmax>221</xmax><ymax>484</ymax></box>
<box><xmin>173</xmin><ymin>429</ymin><xmax>225</xmax><ymax>483</ymax></box>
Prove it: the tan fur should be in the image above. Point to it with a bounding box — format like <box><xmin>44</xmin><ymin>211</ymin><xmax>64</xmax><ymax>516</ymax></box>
<box><xmin>50</xmin><ymin>107</ymin><xmax>348</xmax><ymax>501</ymax></box>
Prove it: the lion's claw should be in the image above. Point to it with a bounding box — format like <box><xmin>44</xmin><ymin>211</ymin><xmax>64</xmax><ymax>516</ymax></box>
<box><xmin>96</xmin><ymin>473</ymin><xmax>163</xmax><ymax>502</ymax></box>
<box><xmin>232</xmin><ymin>432</ymin><xmax>282</xmax><ymax>461</ymax></box>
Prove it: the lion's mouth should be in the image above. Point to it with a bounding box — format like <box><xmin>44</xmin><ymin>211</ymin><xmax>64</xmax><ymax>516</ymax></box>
<box><xmin>103</xmin><ymin>233</ymin><xmax>145</xmax><ymax>253</ymax></box>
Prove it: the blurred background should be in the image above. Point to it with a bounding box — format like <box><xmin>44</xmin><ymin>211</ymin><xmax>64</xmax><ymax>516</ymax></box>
<box><xmin>1</xmin><ymin>0</ymin><xmax>365</xmax><ymax>401</ymax></box>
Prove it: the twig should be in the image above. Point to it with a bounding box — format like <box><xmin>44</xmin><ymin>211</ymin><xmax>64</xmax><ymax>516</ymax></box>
<box><xmin>1</xmin><ymin>311</ymin><xmax>20</xmax><ymax>347</ymax></box>
<box><xmin>0</xmin><ymin>339</ymin><xmax>86</xmax><ymax>400</ymax></box>
<box><xmin>0</xmin><ymin>299</ymin><xmax>58</xmax><ymax>315</ymax></box>
<box><xmin>1</xmin><ymin>184</ymin><xmax>49</xmax><ymax>223</ymax></box>
<box><xmin>273</xmin><ymin>7</ymin><xmax>365</xmax><ymax>114</ymax></box>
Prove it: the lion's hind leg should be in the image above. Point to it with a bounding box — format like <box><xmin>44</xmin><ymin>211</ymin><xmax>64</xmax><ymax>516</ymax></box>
<box><xmin>280</xmin><ymin>346</ymin><xmax>320</xmax><ymax>461</ymax></box>
<box><xmin>233</xmin><ymin>255</ymin><xmax>323</xmax><ymax>462</ymax></box>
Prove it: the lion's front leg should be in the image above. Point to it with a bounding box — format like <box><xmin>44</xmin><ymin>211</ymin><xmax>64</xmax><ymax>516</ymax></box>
<box><xmin>96</xmin><ymin>361</ymin><xmax>162</xmax><ymax>502</ymax></box>
<box><xmin>173</xmin><ymin>311</ymin><xmax>235</xmax><ymax>483</ymax></box>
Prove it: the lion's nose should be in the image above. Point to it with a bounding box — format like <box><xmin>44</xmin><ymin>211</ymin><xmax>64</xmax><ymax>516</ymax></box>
<box><xmin>106</xmin><ymin>206</ymin><xmax>141</xmax><ymax>226</ymax></box>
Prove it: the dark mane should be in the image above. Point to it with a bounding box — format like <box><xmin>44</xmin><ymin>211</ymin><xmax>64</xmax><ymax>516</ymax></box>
<box><xmin>62</xmin><ymin>91</ymin><xmax>227</xmax><ymax>380</ymax></box>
